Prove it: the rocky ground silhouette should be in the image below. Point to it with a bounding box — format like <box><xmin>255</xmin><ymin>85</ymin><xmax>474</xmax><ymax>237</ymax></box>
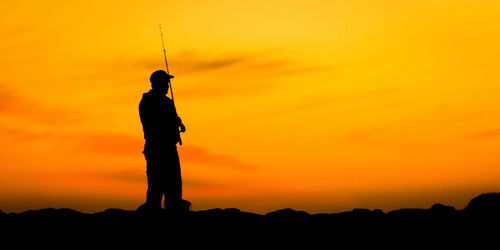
<box><xmin>1</xmin><ymin>193</ymin><xmax>499</xmax><ymax>246</ymax></box>
<box><xmin>3</xmin><ymin>192</ymin><xmax>499</xmax><ymax>218</ymax></box>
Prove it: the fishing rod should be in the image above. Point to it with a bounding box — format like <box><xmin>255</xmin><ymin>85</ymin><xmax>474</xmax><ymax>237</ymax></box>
<box><xmin>159</xmin><ymin>24</ymin><xmax>185</xmax><ymax>145</ymax></box>
<box><xmin>159</xmin><ymin>24</ymin><xmax>175</xmax><ymax>103</ymax></box>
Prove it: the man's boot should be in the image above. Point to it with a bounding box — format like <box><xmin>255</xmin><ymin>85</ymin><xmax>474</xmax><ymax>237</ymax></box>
<box><xmin>166</xmin><ymin>199</ymin><xmax>191</xmax><ymax>215</ymax></box>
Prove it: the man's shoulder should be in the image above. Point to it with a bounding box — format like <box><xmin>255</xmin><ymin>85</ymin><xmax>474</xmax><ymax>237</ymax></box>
<box><xmin>139</xmin><ymin>91</ymin><xmax>149</xmax><ymax>100</ymax></box>
<box><xmin>139</xmin><ymin>92</ymin><xmax>173</xmax><ymax>107</ymax></box>
<box><xmin>140</xmin><ymin>91</ymin><xmax>163</xmax><ymax>102</ymax></box>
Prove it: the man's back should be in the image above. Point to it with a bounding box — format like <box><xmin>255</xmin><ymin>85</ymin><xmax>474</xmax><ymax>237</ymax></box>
<box><xmin>139</xmin><ymin>90</ymin><xmax>180</xmax><ymax>146</ymax></box>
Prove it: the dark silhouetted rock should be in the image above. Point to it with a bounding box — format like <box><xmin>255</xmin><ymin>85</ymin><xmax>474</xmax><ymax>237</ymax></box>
<box><xmin>387</xmin><ymin>208</ymin><xmax>428</xmax><ymax>217</ymax></box>
<box><xmin>340</xmin><ymin>208</ymin><xmax>385</xmax><ymax>217</ymax></box>
<box><xmin>18</xmin><ymin>208</ymin><xmax>85</xmax><ymax>217</ymax></box>
<box><xmin>192</xmin><ymin>208</ymin><xmax>261</xmax><ymax>217</ymax></box>
<box><xmin>312</xmin><ymin>208</ymin><xmax>385</xmax><ymax>225</ymax></box>
<box><xmin>265</xmin><ymin>208</ymin><xmax>309</xmax><ymax>217</ymax></box>
<box><xmin>428</xmin><ymin>203</ymin><xmax>457</xmax><ymax>216</ymax></box>
<box><xmin>95</xmin><ymin>208</ymin><xmax>139</xmax><ymax>217</ymax></box>
<box><xmin>465</xmin><ymin>193</ymin><xmax>500</xmax><ymax>216</ymax></box>
<box><xmin>388</xmin><ymin>204</ymin><xmax>458</xmax><ymax>218</ymax></box>
<box><xmin>4</xmin><ymin>193</ymin><xmax>500</xmax><ymax>246</ymax></box>
<box><xmin>372</xmin><ymin>209</ymin><xmax>384</xmax><ymax>215</ymax></box>
<box><xmin>3</xmin><ymin>192</ymin><xmax>500</xmax><ymax>232</ymax></box>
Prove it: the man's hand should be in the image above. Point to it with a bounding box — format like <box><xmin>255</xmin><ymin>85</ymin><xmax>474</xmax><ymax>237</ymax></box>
<box><xmin>177</xmin><ymin>116</ymin><xmax>186</xmax><ymax>133</ymax></box>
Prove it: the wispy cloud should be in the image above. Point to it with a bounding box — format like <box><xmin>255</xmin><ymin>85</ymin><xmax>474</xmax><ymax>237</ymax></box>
<box><xmin>122</xmin><ymin>50</ymin><xmax>326</xmax><ymax>99</ymax></box>
<box><xmin>342</xmin><ymin>123</ymin><xmax>427</xmax><ymax>151</ymax></box>
<box><xmin>100</xmin><ymin>168</ymin><xmax>145</xmax><ymax>183</ymax></box>
<box><xmin>0</xmin><ymin>126</ymin><xmax>258</xmax><ymax>171</ymax></box>
<box><xmin>0</xmin><ymin>125</ymin><xmax>52</xmax><ymax>141</ymax></box>
<box><xmin>65</xmin><ymin>132</ymin><xmax>257</xmax><ymax>170</ymax></box>
<box><xmin>128</xmin><ymin>52</ymin><xmax>245</xmax><ymax>73</ymax></box>
<box><xmin>343</xmin><ymin>128</ymin><xmax>395</xmax><ymax>148</ymax></box>
<box><xmin>72</xmin><ymin>133</ymin><xmax>259</xmax><ymax>170</ymax></box>
<box><xmin>70</xmin><ymin>133</ymin><xmax>144</xmax><ymax>155</ymax></box>
<box><xmin>243</xmin><ymin>58</ymin><xmax>326</xmax><ymax>77</ymax></box>
<box><xmin>0</xmin><ymin>25</ymin><xmax>40</xmax><ymax>51</ymax></box>
<box><xmin>172</xmin><ymin>51</ymin><xmax>325</xmax><ymax>76</ymax></box>
<box><xmin>469</xmin><ymin>129</ymin><xmax>500</xmax><ymax>139</ymax></box>
<box><xmin>178</xmin><ymin>145</ymin><xmax>258</xmax><ymax>170</ymax></box>
<box><xmin>0</xmin><ymin>86</ymin><xmax>85</xmax><ymax>125</ymax></box>
<box><xmin>249</xmin><ymin>86</ymin><xmax>404</xmax><ymax>118</ymax></box>
<box><xmin>98</xmin><ymin>168</ymin><xmax>224</xmax><ymax>188</ymax></box>
<box><xmin>171</xmin><ymin>51</ymin><xmax>246</xmax><ymax>73</ymax></box>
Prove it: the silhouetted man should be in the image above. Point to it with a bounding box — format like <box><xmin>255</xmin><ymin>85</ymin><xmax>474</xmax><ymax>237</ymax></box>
<box><xmin>138</xmin><ymin>70</ymin><xmax>188</xmax><ymax>214</ymax></box>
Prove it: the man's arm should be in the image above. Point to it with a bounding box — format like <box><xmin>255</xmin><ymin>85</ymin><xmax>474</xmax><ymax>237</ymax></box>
<box><xmin>169</xmin><ymin>98</ymin><xmax>186</xmax><ymax>133</ymax></box>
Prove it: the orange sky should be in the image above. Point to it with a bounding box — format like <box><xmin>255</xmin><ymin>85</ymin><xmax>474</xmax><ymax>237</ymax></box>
<box><xmin>1</xmin><ymin>0</ymin><xmax>500</xmax><ymax>213</ymax></box>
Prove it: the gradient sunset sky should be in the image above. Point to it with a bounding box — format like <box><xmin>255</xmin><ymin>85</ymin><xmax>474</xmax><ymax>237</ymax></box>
<box><xmin>1</xmin><ymin>0</ymin><xmax>500</xmax><ymax>213</ymax></box>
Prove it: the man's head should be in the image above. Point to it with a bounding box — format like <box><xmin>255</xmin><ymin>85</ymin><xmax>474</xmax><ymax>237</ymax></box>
<box><xmin>150</xmin><ymin>70</ymin><xmax>174</xmax><ymax>94</ymax></box>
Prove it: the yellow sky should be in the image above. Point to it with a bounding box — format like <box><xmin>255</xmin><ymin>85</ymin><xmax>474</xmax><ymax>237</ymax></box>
<box><xmin>1</xmin><ymin>0</ymin><xmax>500</xmax><ymax>213</ymax></box>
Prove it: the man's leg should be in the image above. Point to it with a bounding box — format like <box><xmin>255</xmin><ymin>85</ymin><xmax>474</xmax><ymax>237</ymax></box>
<box><xmin>145</xmin><ymin>169</ymin><xmax>163</xmax><ymax>209</ymax></box>
<box><xmin>164</xmin><ymin>147</ymin><xmax>183</xmax><ymax>212</ymax></box>
<box><xmin>141</xmin><ymin>149</ymin><xmax>163</xmax><ymax>211</ymax></box>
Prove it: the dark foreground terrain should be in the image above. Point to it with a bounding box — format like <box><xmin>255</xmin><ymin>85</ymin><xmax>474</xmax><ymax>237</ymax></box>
<box><xmin>2</xmin><ymin>193</ymin><xmax>500</xmax><ymax>246</ymax></box>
